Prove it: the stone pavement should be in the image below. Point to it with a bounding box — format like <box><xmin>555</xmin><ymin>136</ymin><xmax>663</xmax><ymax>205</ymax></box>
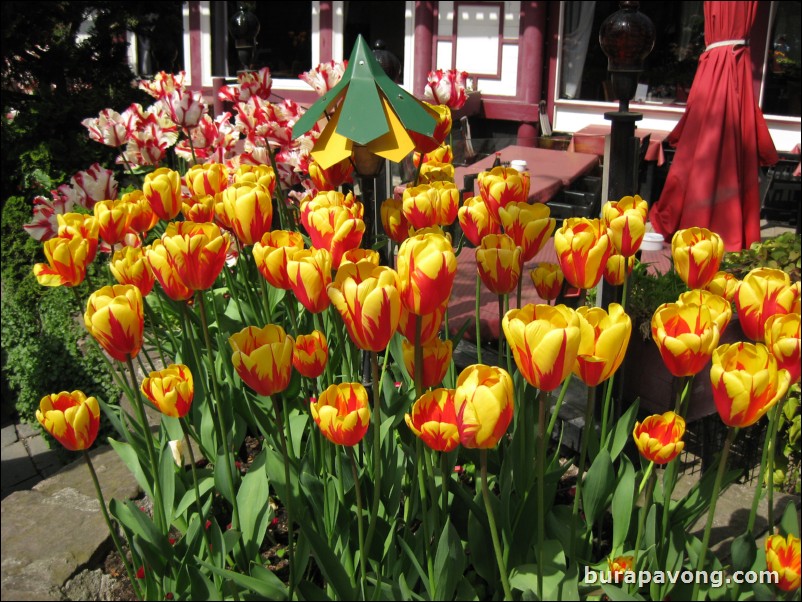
<box><xmin>1</xmin><ymin>420</ymin><xmax>70</xmax><ymax>500</ymax></box>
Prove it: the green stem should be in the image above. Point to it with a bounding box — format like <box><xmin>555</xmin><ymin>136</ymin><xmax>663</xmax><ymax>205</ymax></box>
<box><xmin>196</xmin><ymin>293</ymin><xmax>244</xmax><ymax>565</ymax></box>
<box><xmin>570</xmin><ymin>385</ymin><xmax>596</xmax><ymax>563</ymax></box>
<box><xmin>416</xmin><ymin>439</ymin><xmax>436</xmax><ymax>597</ymax></box>
<box><xmin>143</xmin><ymin>303</ymin><xmax>168</xmax><ymax>368</ymax></box>
<box><xmin>633</xmin><ymin>469</ymin><xmax>656</xmax><ymax>569</ymax></box>
<box><xmin>179</xmin><ymin>420</ymin><xmax>211</xmax><ymax>556</ymax></box>
<box><xmin>766</xmin><ymin>401</ymin><xmax>783</xmax><ymax>530</ymax></box>
<box><xmin>546</xmin><ymin>374</ymin><xmax>573</xmax><ymax>440</ymax></box>
<box><xmin>475</xmin><ymin>273</ymin><xmax>483</xmax><ymax>364</ymax></box>
<box><xmin>364</xmin><ymin>352</ymin><xmax>382</xmax><ymax>557</ymax></box>
<box><xmin>273</xmin><ymin>398</ymin><xmax>297</xmax><ymax>598</ymax></box>
<box><xmin>497</xmin><ymin>294</ymin><xmax>504</xmax><ymax>364</ymax></box>
<box><xmin>348</xmin><ymin>446</ymin><xmax>368</xmax><ymax>598</ymax></box>
<box><xmin>223</xmin><ymin>266</ymin><xmax>248</xmax><ymax>324</ymax></box>
<box><xmin>440</xmin><ymin>452</ymin><xmax>450</xmax><ymax>517</ymax></box>
<box><xmin>516</xmin><ymin>267</ymin><xmax>523</xmax><ymax>309</ymax></box>
<box><xmin>258</xmin><ymin>270</ymin><xmax>273</xmax><ymax>324</ymax></box>
<box><xmin>480</xmin><ymin>449</ymin><xmax>513</xmax><ymax>600</ymax></box>
<box><xmin>185</xmin><ymin>127</ymin><xmax>198</xmax><ymax>165</ymax></box>
<box><xmin>124</xmin><ymin>355</ymin><xmax>166</xmax><ymax>533</ymax></box>
<box><xmin>599</xmin><ymin>375</ymin><xmax>615</xmax><ymax>445</ymax></box>
<box><xmin>638</xmin><ymin>461</ymin><xmax>655</xmax><ymax>495</ymax></box>
<box><xmin>265</xmin><ymin>143</ymin><xmax>291</xmax><ymax>230</ymax></box>
<box><xmin>691</xmin><ymin>427</ymin><xmax>737</xmax><ymax>601</ymax></box>
<box><xmin>536</xmin><ymin>390</ymin><xmax>547</xmax><ymax>600</ymax></box>
<box><xmin>83</xmin><ymin>450</ymin><xmax>142</xmax><ymax>600</ymax></box>
<box><xmin>414</xmin><ymin>316</ymin><xmax>424</xmax><ymax>398</ymax></box>
<box><xmin>748</xmin><ymin>401</ymin><xmax>781</xmax><ymax>533</ymax></box>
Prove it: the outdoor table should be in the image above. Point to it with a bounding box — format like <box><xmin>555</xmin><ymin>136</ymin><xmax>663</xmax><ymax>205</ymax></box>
<box><xmin>568</xmin><ymin>125</ymin><xmax>670</xmax><ymax>166</ymax></box>
<box><xmin>453</xmin><ymin>145</ymin><xmax>599</xmax><ymax>203</ymax></box>
<box><xmin>445</xmin><ymin>237</ymin><xmax>672</xmax><ymax>343</ymax></box>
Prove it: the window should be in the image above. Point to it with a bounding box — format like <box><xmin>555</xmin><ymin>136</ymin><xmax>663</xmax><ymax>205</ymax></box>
<box><xmin>222</xmin><ymin>1</ymin><xmax>313</xmax><ymax>77</ymax></box>
<box><xmin>762</xmin><ymin>1</ymin><xmax>801</xmax><ymax>117</ymax></box>
<box><xmin>559</xmin><ymin>2</ymin><xmax>703</xmax><ymax>105</ymax></box>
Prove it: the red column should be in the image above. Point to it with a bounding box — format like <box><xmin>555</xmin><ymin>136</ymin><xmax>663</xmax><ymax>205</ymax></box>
<box><xmin>413</xmin><ymin>1</ymin><xmax>435</xmax><ymax>96</ymax></box>
<box><xmin>188</xmin><ymin>1</ymin><xmax>203</xmax><ymax>92</ymax></box>
<box><xmin>517</xmin><ymin>2</ymin><xmax>546</xmax><ymax>145</ymax></box>
<box><xmin>319</xmin><ymin>1</ymin><xmax>333</xmax><ymax>63</ymax></box>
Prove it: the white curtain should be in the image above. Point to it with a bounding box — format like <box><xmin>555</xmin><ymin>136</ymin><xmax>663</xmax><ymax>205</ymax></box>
<box><xmin>560</xmin><ymin>1</ymin><xmax>596</xmax><ymax>99</ymax></box>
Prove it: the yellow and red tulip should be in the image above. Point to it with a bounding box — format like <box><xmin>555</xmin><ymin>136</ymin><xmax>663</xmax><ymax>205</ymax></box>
<box><xmin>182</xmin><ymin>195</ymin><xmax>217</xmax><ymax>223</ymax></box>
<box><xmin>327</xmin><ymin>262</ymin><xmax>401</xmax><ymax>352</ymax></box>
<box><xmin>110</xmin><ymin>246</ymin><xmax>155</xmax><ymax>296</ymax></box>
<box><xmin>651</xmin><ymin>302</ymin><xmax>720</xmax><ymax>377</ymax></box>
<box><xmin>286</xmin><ymin>248</ymin><xmax>333</xmax><ymax>314</ymax></box>
<box><xmin>418</xmin><ymin>161</ymin><xmax>456</xmax><ymax>185</ymax></box>
<box><xmin>764</xmin><ymin>313</ymin><xmax>801</xmax><ymax>385</ymax></box>
<box><xmin>574</xmin><ymin>303</ymin><xmax>632</xmax><ymax>387</ymax></box>
<box><xmin>765</xmin><ymin>534</ymin><xmax>801</xmax><ymax>592</ymax></box>
<box><xmin>185</xmin><ymin>163</ymin><xmax>229</xmax><ymax>199</ymax></box>
<box><xmin>397</xmin><ymin>300</ymin><xmax>446</xmax><ymax>345</ymax></box>
<box><xmin>478</xmin><ymin>166</ymin><xmax>529</xmax><ymax>223</ymax></box>
<box><xmin>531</xmin><ymin>263</ymin><xmax>564</xmax><ymax>301</ymax></box>
<box><xmin>123</xmin><ymin>190</ymin><xmax>160</xmax><ymax>236</ymax></box>
<box><xmin>155</xmin><ymin>221</ymin><xmax>230</xmax><ymax>291</ymax></box>
<box><xmin>222</xmin><ymin>182</ymin><xmax>274</xmax><ymax>246</ymax></box>
<box><xmin>711</xmin><ymin>342</ymin><xmax>791</xmax><ymax>428</ymax></box>
<box><xmin>498</xmin><ymin>201</ymin><xmax>555</xmax><ymax>263</ymax></box>
<box><xmin>93</xmin><ymin>199</ymin><xmax>132</xmax><ymax>247</ymax></box>
<box><xmin>735</xmin><ymin>267</ymin><xmax>796</xmax><ymax>341</ymax></box>
<box><xmin>408</xmin><ymin>102</ymin><xmax>452</xmax><ymax>154</ymax></box>
<box><xmin>84</xmin><ymin>284</ymin><xmax>144</xmax><ymax>361</ymax></box>
<box><xmin>603</xmin><ymin>200</ymin><xmax>646</xmax><ymax>257</ymax></box>
<box><xmin>677</xmin><ymin>290</ymin><xmax>732</xmax><ymax>335</ymax></box>
<box><xmin>252</xmin><ymin>230</ymin><xmax>306</xmax><ymax>290</ymax></box>
<box><xmin>36</xmin><ymin>390</ymin><xmax>100</xmax><ymax>451</ymax></box>
<box><xmin>143</xmin><ymin>167</ymin><xmax>183</xmax><ymax>221</ymax></box>
<box><xmin>303</xmin><ymin>204</ymin><xmax>365</xmax><ymax>269</ymax></box>
<box><xmin>380</xmin><ymin>198</ymin><xmax>411</xmax><ymax>244</ymax></box>
<box><xmin>704</xmin><ymin>270</ymin><xmax>741</xmax><ymax>302</ymax></box>
<box><xmin>310</xmin><ymin>382</ymin><xmax>371</xmax><ymax>446</ymax></box>
<box><xmin>458</xmin><ymin>196</ymin><xmax>501</xmax><ymax>247</ymax></box>
<box><xmin>340</xmin><ymin>248</ymin><xmax>380</xmax><ymax>266</ymax></box>
<box><xmin>554</xmin><ymin>217</ymin><xmax>612</xmax><ymax>290</ymax></box>
<box><xmin>608</xmin><ymin>556</ymin><xmax>635</xmax><ymax>584</ymax></box>
<box><xmin>603</xmin><ymin>254</ymin><xmax>635</xmax><ymax>286</ymax></box>
<box><xmin>233</xmin><ymin>164</ymin><xmax>277</xmax><ymax>193</ymax></box>
<box><xmin>475</xmin><ymin>233</ymin><xmax>522</xmax><ymax>295</ymax></box>
<box><xmin>396</xmin><ymin>231</ymin><xmax>456</xmax><ymax>315</ymax></box>
<box><xmin>402</xmin><ymin>184</ymin><xmax>439</xmax><ymax>231</ymax></box>
<box><xmin>309</xmin><ymin>158</ymin><xmax>354</xmax><ymax>191</ymax></box>
<box><xmin>430</xmin><ymin>181</ymin><xmax>459</xmax><ymax>225</ymax></box>
<box><xmin>671</xmin><ymin>227</ymin><xmax>724</xmax><ymax>289</ymax></box>
<box><xmin>293</xmin><ymin>331</ymin><xmax>329</xmax><ymax>379</ymax></box>
<box><xmin>413</xmin><ymin>144</ymin><xmax>453</xmax><ymax>167</ymax></box>
<box><xmin>405</xmin><ymin>388</ymin><xmax>460</xmax><ymax>452</ymax></box>
<box><xmin>33</xmin><ymin>234</ymin><xmax>91</xmax><ymax>288</ymax></box>
<box><xmin>632</xmin><ymin>411</ymin><xmax>685</xmax><ymax>464</ymax></box>
<box><xmin>140</xmin><ymin>364</ymin><xmax>194</xmax><ymax>418</ymax></box>
<box><xmin>57</xmin><ymin>213</ymin><xmax>99</xmax><ymax>263</ymax></box>
<box><xmin>229</xmin><ymin>324</ymin><xmax>295</xmax><ymax>397</ymax></box>
<box><xmin>502</xmin><ymin>304</ymin><xmax>582</xmax><ymax>391</ymax></box>
<box><xmin>402</xmin><ymin>337</ymin><xmax>453</xmax><ymax>389</ymax></box>
<box><xmin>145</xmin><ymin>243</ymin><xmax>194</xmax><ymax>302</ymax></box>
<box><xmin>454</xmin><ymin>364</ymin><xmax>515</xmax><ymax>449</ymax></box>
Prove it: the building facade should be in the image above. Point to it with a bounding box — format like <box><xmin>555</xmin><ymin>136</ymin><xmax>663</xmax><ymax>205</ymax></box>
<box><xmin>165</xmin><ymin>1</ymin><xmax>799</xmax><ymax>151</ymax></box>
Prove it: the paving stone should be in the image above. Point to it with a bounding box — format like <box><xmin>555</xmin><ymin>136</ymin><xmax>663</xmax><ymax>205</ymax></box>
<box><xmin>1</xmin><ymin>441</ymin><xmax>38</xmax><ymax>491</ymax></box>
<box><xmin>1</xmin><ymin>489</ymin><xmax>109</xmax><ymax>600</ymax></box>
<box><xmin>16</xmin><ymin>422</ymin><xmax>39</xmax><ymax>440</ymax></box>
<box><xmin>1</xmin><ymin>475</ymin><xmax>42</xmax><ymax>500</ymax></box>
<box><xmin>26</xmin><ymin>434</ymin><xmax>65</xmax><ymax>476</ymax></box>
<box><xmin>1</xmin><ymin>424</ymin><xmax>18</xmax><ymax>448</ymax></box>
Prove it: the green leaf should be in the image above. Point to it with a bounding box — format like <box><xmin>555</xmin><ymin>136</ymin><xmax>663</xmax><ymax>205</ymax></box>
<box><xmin>108</xmin><ymin>438</ymin><xmax>152</xmax><ymax>499</ymax></box>
<box><xmin>298</xmin><ymin>520</ymin><xmax>356</xmax><ymax>601</ymax></box>
<box><xmin>197</xmin><ymin>560</ymin><xmax>287</xmax><ymax>599</ymax></box>
<box><xmin>780</xmin><ymin>500</ymin><xmax>800</xmax><ymax>537</ymax></box>
<box><xmin>582</xmin><ymin>448</ymin><xmax>614</xmax><ymax>526</ymax></box>
<box><xmin>730</xmin><ymin>531</ymin><xmax>757</xmax><ymax>572</ymax></box>
<box><xmin>187</xmin><ymin>564</ymin><xmax>221</xmax><ymax>600</ymax></box>
<box><xmin>611</xmin><ymin>456</ymin><xmax>635</xmax><ymax>553</ymax></box>
<box><xmin>607</xmin><ymin>399</ymin><xmax>640</xmax><ymax>460</ymax></box>
<box><xmin>236</xmin><ymin>449</ymin><xmax>271</xmax><ymax>560</ymax></box>
<box><xmin>433</xmin><ymin>519</ymin><xmax>466</xmax><ymax>600</ymax></box>
<box><xmin>671</xmin><ymin>467</ymin><xmax>741</xmax><ymax>528</ymax></box>
<box><xmin>175</xmin><ymin>473</ymin><xmax>214</xmax><ymax>517</ymax></box>
<box><xmin>109</xmin><ymin>499</ymin><xmax>171</xmax><ymax>573</ymax></box>
<box><xmin>213</xmin><ymin>452</ymin><xmax>237</xmax><ymax>505</ymax></box>
<box><xmin>159</xmin><ymin>440</ymin><xmax>176</xmax><ymax>526</ymax></box>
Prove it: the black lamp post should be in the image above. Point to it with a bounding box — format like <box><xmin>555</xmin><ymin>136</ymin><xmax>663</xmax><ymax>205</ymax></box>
<box><xmin>599</xmin><ymin>1</ymin><xmax>655</xmax><ymax>202</ymax></box>
<box><xmin>229</xmin><ymin>3</ymin><xmax>260</xmax><ymax>72</ymax></box>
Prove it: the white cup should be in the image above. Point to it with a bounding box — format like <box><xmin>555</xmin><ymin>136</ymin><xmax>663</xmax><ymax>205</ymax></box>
<box><xmin>510</xmin><ymin>159</ymin><xmax>528</xmax><ymax>173</ymax></box>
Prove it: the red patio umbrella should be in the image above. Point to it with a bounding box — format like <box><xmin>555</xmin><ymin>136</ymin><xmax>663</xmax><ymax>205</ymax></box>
<box><xmin>649</xmin><ymin>1</ymin><xmax>778</xmax><ymax>252</ymax></box>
